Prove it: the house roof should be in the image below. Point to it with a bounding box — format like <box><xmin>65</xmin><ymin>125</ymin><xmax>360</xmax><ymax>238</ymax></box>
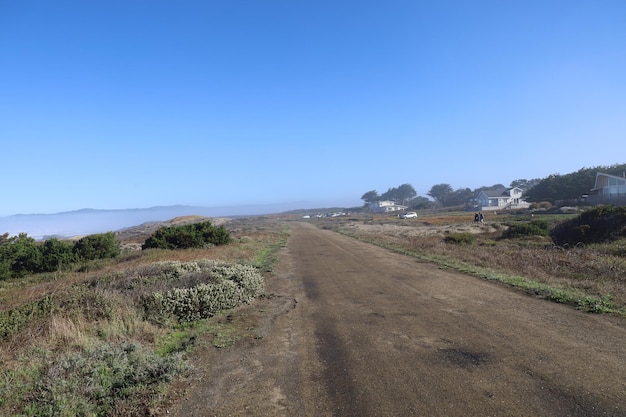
<box><xmin>478</xmin><ymin>188</ymin><xmax>508</xmax><ymax>198</ymax></box>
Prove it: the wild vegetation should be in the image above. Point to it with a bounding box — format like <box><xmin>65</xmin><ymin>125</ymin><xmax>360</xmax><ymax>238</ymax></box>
<box><xmin>525</xmin><ymin>163</ymin><xmax>626</xmax><ymax>203</ymax></box>
<box><xmin>0</xmin><ymin>220</ymin><xmax>230</xmax><ymax>281</ymax></box>
<box><xmin>1</xmin><ymin>201</ymin><xmax>625</xmax><ymax>414</ymax></box>
<box><xmin>0</xmin><ymin>232</ymin><xmax>120</xmax><ymax>280</ymax></box>
<box><xmin>0</xmin><ymin>217</ymin><xmax>288</xmax><ymax>416</ymax></box>
<box><xmin>313</xmin><ymin>207</ymin><xmax>626</xmax><ymax>316</ymax></box>
<box><xmin>359</xmin><ymin>163</ymin><xmax>626</xmax><ymax>209</ymax></box>
<box><xmin>141</xmin><ymin>220</ymin><xmax>231</xmax><ymax>250</ymax></box>
<box><xmin>550</xmin><ymin>205</ymin><xmax>626</xmax><ymax>245</ymax></box>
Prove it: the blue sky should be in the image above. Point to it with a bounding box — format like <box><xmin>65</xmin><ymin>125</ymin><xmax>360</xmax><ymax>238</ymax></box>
<box><xmin>1</xmin><ymin>1</ymin><xmax>625</xmax><ymax>216</ymax></box>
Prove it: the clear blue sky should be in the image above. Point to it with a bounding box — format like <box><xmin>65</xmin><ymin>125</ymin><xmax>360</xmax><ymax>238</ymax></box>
<box><xmin>1</xmin><ymin>0</ymin><xmax>625</xmax><ymax>216</ymax></box>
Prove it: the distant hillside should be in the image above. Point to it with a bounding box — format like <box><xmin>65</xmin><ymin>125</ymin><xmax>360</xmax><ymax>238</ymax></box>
<box><xmin>0</xmin><ymin>204</ymin><xmax>294</xmax><ymax>239</ymax></box>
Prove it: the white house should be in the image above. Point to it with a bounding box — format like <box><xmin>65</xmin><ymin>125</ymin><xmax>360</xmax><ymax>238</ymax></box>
<box><xmin>589</xmin><ymin>172</ymin><xmax>626</xmax><ymax>203</ymax></box>
<box><xmin>369</xmin><ymin>200</ymin><xmax>408</xmax><ymax>213</ymax></box>
<box><xmin>474</xmin><ymin>187</ymin><xmax>529</xmax><ymax>211</ymax></box>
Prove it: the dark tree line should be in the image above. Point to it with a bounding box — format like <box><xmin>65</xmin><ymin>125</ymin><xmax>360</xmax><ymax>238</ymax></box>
<box><xmin>0</xmin><ymin>220</ymin><xmax>232</xmax><ymax>280</ymax></box>
<box><xmin>0</xmin><ymin>232</ymin><xmax>120</xmax><ymax>280</ymax></box>
<box><xmin>524</xmin><ymin>163</ymin><xmax>626</xmax><ymax>203</ymax></box>
<box><xmin>360</xmin><ymin>163</ymin><xmax>625</xmax><ymax>209</ymax></box>
<box><xmin>361</xmin><ymin>184</ymin><xmax>431</xmax><ymax>208</ymax></box>
<box><xmin>361</xmin><ymin>183</ymin><xmax>417</xmax><ymax>205</ymax></box>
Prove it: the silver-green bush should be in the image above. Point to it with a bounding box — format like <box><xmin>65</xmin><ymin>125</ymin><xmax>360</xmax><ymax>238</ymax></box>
<box><xmin>142</xmin><ymin>260</ymin><xmax>265</xmax><ymax>324</ymax></box>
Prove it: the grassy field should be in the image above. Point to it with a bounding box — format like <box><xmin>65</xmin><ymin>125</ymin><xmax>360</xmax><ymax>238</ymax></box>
<box><xmin>0</xmin><ymin>216</ymin><xmax>289</xmax><ymax>417</ymax></box>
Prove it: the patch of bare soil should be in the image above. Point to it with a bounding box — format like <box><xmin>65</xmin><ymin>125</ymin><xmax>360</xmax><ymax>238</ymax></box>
<box><xmin>164</xmin><ymin>222</ymin><xmax>626</xmax><ymax>417</ymax></box>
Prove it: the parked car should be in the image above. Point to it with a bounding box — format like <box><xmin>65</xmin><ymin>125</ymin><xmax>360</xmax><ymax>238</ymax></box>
<box><xmin>399</xmin><ymin>212</ymin><xmax>417</xmax><ymax>219</ymax></box>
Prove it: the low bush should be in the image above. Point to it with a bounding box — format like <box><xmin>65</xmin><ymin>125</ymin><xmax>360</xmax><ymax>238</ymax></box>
<box><xmin>142</xmin><ymin>221</ymin><xmax>231</xmax><ymax>250</ymax></box>
<box><xmin>501</xmin><ymin>219</ymin><xmax>549</xmax><ymax>239</ymax></box>
<box><xmin>141</xmin><ymin>260</ymin><xmax>265</xmax><ymax>324</ymax></box>
<box><xmin>73</xmin><ymin>232</ymin><xmax>121</xmax><ymax>261</ymax></box>
<box><xmin>530</xmin><ymin>201</ymin><xmax>553</xmax><ymax>210</ymax></box>
<box><xmin>550</xmin><ymin>205</ymin><xmax>626</xmax><ymax>245</ymax></box>
<box><xmin>444</xmin><ymin>233</ymin><xmax>475</xmax><ymax>245</ymax></box>
<box><xmin>40</xmin><ymin>238</ymin><xmax>76</xmax><ymax>272</ymax></box>
<box><xmin>22</xmin><ymin>340</ymin><xmax>186</xmax><ymax>417</ymax></box>
<box><xmin>0</xmin><ymin>296</ymin><xmax>55</xmax><ymax>341</ymax></box>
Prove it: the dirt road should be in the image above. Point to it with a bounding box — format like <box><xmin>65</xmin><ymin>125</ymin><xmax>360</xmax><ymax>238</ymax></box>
<box><xmin>169</xmin><ymin>222</ymin><xmax>626</xmax><ymax>417</ymax></box>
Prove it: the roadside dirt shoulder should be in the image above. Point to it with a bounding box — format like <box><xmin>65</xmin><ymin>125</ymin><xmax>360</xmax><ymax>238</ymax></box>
<box><xmin>165</xmin><ymin>232</ymin><xmax>316</xmax><ymax>416</ymax></box>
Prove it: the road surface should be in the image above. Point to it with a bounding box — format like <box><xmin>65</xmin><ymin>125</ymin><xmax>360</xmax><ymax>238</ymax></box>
<box><xmin>169</xmin><ymin>222</ymin><xmax>626</xmax><ymax>417</ymax></box>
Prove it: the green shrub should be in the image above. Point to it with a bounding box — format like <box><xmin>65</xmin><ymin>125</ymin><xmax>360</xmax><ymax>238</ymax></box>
<box><xmin>142</xmin><ymin>221</ymin><xmax>231</xmax><ymax>250</ymax></box>
<box><xmin>0</xmin><ymin>233</ymin><xmax>42</xmax><ymax>278</ymax></box>
<box><xmin>73</xmin><ymin>232</ymin><xmax>121</xmax><ymax>261</ymax></box>
<box><xmin>59</xmin><ymin>284</ymin><xmax>116</xmax><ymax>321</ymax></box>
<box><xmin>0</xmin><ymin>233</ymin><xmax>119</xmax><ymax>278</ymax></box>
<box><xmin>142</xmin><ymin>261</ymin><xmax>264</xmax><ymax>324</ymax></box>
<box><xmin>40</xmin><ymin>238</ymin><xmax>76</xmax><ymax>272</ymax></box>
<box><xmin>0</xmin><ymin>260</ymin><xmax>10</xmax><ymax>281</ymax></box>
<box><xmin>0</xmin><ymin>296</ymin><xmax>55</xmax><ymax>341</ymax></box>
<box><xmin>444</xmin><ymin>233</ymin><xmax>475</xmax><ymax>245</ymax></box>
<box><xmin>24</xmin><ymin>340</ymin><xmax>186</xmax><ymax>417</ymax></box>
<box><xmin>550</xmin><ymin>205</ymin><xmax>626</xmax><ymax>245</ymax></box>
<box><xmin>502</xmin><ymin>220</ymin><xmax>549</xmax><ymax>239</ymax></box>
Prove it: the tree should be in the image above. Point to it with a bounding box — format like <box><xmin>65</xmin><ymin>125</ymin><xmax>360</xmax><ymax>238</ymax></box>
<box><xmin>0</xmin><ymin>233</ymin><xmax>42</xmax><ymax>278</ymax></box>
<box><xmin>142</xmin><ymin>221</ymin><xmax>231</xmax><ymax>250</ymax></box>
<box><xmin>409</xmin><ymin>196</ymin><xmax>431</xmax><ymax>209</ymax></box>
<box><xmin>474</xmin><ymin>184</ymin><xmax>506</xmax><ymax>193</ymax></box>
<box><xmin>40</xmin><ymin>238</ymin><xmax>75</xmax><ymax>272</ymax></box>
<box><xmin>73</xmin><ymin>232</ymin><xmax>120</xmax><ymax>261</ymax></box>
<box><xmin>360</xmin><ymin>190</ymin><xmax>379</xmax><ymax>204</ymax></box>
<box><xmin>510</xmin><ymin>178</ymin><xmax>540</xmax><ymax>190</ymax></box>
<box><xmin>428</xmin><ymin>184</ymin><xmax>453</xmax><ymax>206</ymax></box>
<box><xmin>524</xmin><ymin>164</ymin><xmax>626</xmax><ymax>203</ymax></box>
<box><xmin>447</xmin><ymin>188</ymin><xmax>474</xmax><ymax>207</ymax></box>
<box><xmin>379</xmin><ymin>183</ymin><xmax>417</xmax><ymax>205</ymax></box>
<box><xmin>396</xmin><ymin>183</ymin><xmax>417</xmax><ymax>205</ymax></box>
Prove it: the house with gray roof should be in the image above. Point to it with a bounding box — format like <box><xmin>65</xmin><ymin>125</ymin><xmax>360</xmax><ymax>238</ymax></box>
<box><xmin>474</xmin><ymin>187</ymin><xmax>530</xmax><ymax>211</ymax></box>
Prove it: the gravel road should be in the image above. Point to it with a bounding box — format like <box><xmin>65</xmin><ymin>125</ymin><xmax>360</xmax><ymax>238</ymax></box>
<box><xmin>168</xmin><ymin>222</ymin><xmax>626</xmax><ymax>417</ymax></box>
